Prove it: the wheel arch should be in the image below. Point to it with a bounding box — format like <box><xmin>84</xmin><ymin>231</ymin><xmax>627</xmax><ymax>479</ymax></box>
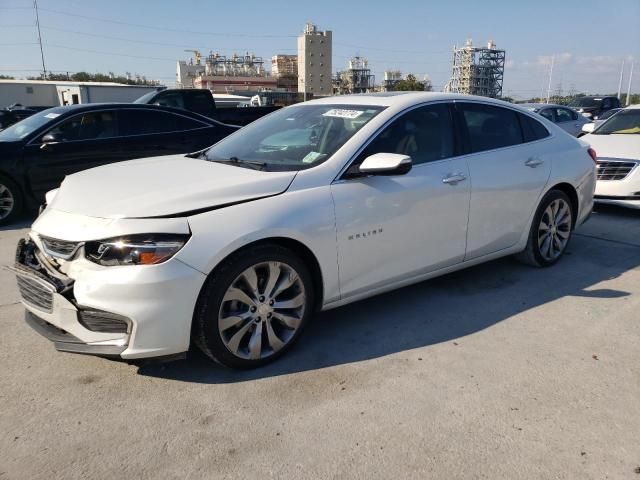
<box><xmin>547</xmin><ymin>182</ymin><xmax>579</xmax><ymax>228</ymax></box>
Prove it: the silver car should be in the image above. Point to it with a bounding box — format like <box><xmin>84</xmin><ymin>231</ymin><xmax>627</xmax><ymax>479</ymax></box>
<box><xmin>520</xmin><ymin>103</ymin><xmax>590</xmax><ymax>137</ymax></box>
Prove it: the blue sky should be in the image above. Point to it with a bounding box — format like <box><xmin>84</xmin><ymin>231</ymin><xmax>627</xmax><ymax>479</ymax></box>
<box><xmin>1</xmin><ymin>0</ymin><xmax>639</xmax><ymax>99</ymax></box>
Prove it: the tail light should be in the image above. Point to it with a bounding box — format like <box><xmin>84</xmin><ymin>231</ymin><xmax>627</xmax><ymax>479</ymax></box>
<box><xmin>587</xmin><ymin>148</ymin><xmax>597</xmax><ymax>163</ymax></box>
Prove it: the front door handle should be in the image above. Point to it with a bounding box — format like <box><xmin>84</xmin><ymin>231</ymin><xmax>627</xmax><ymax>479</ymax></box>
<box><xmin>442</xmin><ymin>173</ymin><xmax>467</xmax><ymax>185</ymax></box>
<box><xmin>525</xmin><ymin>157</ymin><xmax>544</xmax><ymax>168</ymax></box>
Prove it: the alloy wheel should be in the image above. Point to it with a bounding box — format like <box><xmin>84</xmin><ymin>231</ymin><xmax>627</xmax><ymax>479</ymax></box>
<box><xmin>0</xmin><ymin>183</ymin><xmax>15</xmax><ymax>221</ymax></box>
<box><xmin>537</xmin><ymin>198</ymin><xmax>572</xmax><ymax>262</ymax></box>
<box><xmin>218</xmin><ymin>261</ymin><xmax>306</xmax><ymax>360</ymax></box>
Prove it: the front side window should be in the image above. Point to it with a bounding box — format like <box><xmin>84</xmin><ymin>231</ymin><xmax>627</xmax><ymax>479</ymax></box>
<box><xmin>46</xmin><ymin>111</ymin><xmax>116</xmax><ymax>141</ymax></box>
<box><xmin>355</xmin><ymin>103</ymin><xmax>454</xmax><ymax>166</ymax></box>
<box><xmin>555</xmin><ymin>108</ymin><xmax>574</xmax><ymax>123</ymax></box>
<box><xmin>593</xmin><ymin>109</ymin><xmax>640</xmax><ymax>135</ymax></box>
<box><xmin>459</xmin><ymin>103</ymin><xmax>523</xmax><ymax>153</ymax></box>
<box><xmin>539</xmin><ymin>109</ymin><xmax>554</xmax><ymax>122</ymax></box>
<box><xmin>205</xmin><ymin>104</ymin><xmax>384</xmax><ymax>171</ymax></box>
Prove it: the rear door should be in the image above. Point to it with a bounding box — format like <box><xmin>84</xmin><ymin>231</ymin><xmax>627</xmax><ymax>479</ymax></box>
<box><xmin>22</xmin><ymin>110</ymin><xmax>123</xmax><ymax>197</ymax></box>
<box><xmin>456</xmin><ymin>102</ymin><xmax>551</xmax><ymax>259</ymax></box>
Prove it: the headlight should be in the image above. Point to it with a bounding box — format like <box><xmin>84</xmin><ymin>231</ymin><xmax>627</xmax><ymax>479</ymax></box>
<box><xmin>84</xmin><ymin>234</ymin><xmax>190</xmax><ymax>266</ymax></box>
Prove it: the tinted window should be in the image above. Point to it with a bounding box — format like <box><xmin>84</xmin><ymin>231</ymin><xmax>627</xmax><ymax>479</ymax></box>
<box><xmin>357</xmin><ymin>104</ymin><xmax>454</xmax><ymax>166</ymax></box>
<box><xmin>555</xmin><ymin>108</ymin><xmax>574</xmax><ymax>123</ymax></box>
<box><xmin>46</xmin><ymin>111</ymin><xmax>116</xmax><ymax>141</ymax></box>
<box><xmin>460</xmin><ymin>103</ymin><xmax>523</xmax><ymax>153</ymax></box>
<box><xmin>519</xmin><ymin>113</ymin><xmax>550</xmax><ymax>142</ymax></box>
<box><xmin>186</xmin><ymin>92</ymin><xmax>212</xmax><ymax>114</ymax></box>
<box><xmin>153</xmin><ymin>92</ymin><xmax>185</xmax><ymax>109</ymax></box>
<box><xmin>602</xmin><ymin>98</ymin><xmax>612</xmax><ymax>109</ymax></box>
<box><xmin>119</xmin><ymin>110</ymin><xmax>181</xmax><ymax>135</ymax></box>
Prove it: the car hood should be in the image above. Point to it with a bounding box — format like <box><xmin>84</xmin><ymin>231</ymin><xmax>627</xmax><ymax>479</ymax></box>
<box><xmin>583</xmin><ymin>134</ymin><xmax>640</xmax><ymax>161</ymax></box>
<box><xmin>49</xmin><ymin>154</ymin><xmax>297</xmax><ymax>219</ymax></box>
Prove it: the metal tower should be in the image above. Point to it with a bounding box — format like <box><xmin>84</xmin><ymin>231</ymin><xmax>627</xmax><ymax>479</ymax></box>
<box><xmin>445</xmin><ymin>39</ymin><xmax>505</xmax><ymax>98</ymax></box>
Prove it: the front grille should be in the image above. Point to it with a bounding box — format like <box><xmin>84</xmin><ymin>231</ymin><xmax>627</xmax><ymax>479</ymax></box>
<box><xmin>78</xmin><ymin>309</ymin><xmax>130</xmax><ymax>333</ymax></box>
<box><xmin>16</xmin><ymin>275</ymin><xmax>54</xmax><ymax>313</ymax></box>
<box><xmin>596</xmin><ymin>159</ymin><xmax>637</xmax><ymax>181</ymax></box>
<box><xmin>40</xmin><ymin>236</ymin><xmax>82</xmax><ymax>259</ymax></box>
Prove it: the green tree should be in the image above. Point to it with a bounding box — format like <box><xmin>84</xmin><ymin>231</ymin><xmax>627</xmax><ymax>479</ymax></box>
<box><xmin>0</xmin><ymin>74</ymin><xmax>15</xmax><ymax>79</ymax></box>
<box><xmin>393</xmin><ymin>74</ymin><xmax>426</xmax><ymax>92</ymax></box>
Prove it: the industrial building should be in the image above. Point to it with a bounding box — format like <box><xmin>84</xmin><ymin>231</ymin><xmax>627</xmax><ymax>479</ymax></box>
<box><xmin>383</xmin><ymin>70</ymin><xmax>403</xmax><ymax>92</ymax></box>
<box><xmin>334</xmin><ymin>57</ymin><xmax>375</xmax><ymax>94</ymax></box>
<box><xmin>176</xmin><ymin>51</ymin><xmax>206</xmax><ymax>88</ymax></box>
<box><xmin>191</xmin><ymin>51</ymin><xmax>277</xmax><ymax>93</ymax></box>
<box><xmin>444</xmin><ymin>39</ymin><xmax>506</xmax><ymax>98</ymax></box>
<box><xmin>297</xmin><ymin>23</ymin><xmax>332</xmax><ymax>96</ymax></box>
<box><xmin>271</xmin><ymin>55</ymin><xmax>298</xmax><ymax>92</ymax></box>
<box><xmin>0</xmin><ymin>79</ymin><xmax>160</xmax><ymax>108</ymax></box>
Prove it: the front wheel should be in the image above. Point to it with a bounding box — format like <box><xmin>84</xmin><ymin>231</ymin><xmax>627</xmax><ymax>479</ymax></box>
<box><xmin>0</xmin><ymin>175</ymin><xmax>23</xmax><ymax>227</ymax></box>
<box><xmin>193</xmin><ymin>243</ymin><xmax>315</xmax><ymax>369</ymax></box>
<box><xmin>516</xmin><ymin>190</ymin><xmax>574</xmax><ymax>267</ymax></box>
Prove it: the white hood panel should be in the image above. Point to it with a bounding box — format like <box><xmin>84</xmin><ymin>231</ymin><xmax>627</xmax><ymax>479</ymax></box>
<box><xmin>583</xmin><ymin>134</ymin><xmax>640</xmax><ymax>161</ymax></box>
<box><xmin>49</xmin><ymin>155</ymin><xmax>297</xmax><ymax>219</ymax></box>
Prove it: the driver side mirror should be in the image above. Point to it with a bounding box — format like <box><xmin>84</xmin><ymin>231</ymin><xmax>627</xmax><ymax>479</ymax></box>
<box><xmin>40</xmin><ymin>132</ymin><xmax>62</xmax><ymax>149</ymax></box>
<box><xmin>358</xmin><ymin>153</ymin><xmax>413</xmax><ymax>176</ymax></box>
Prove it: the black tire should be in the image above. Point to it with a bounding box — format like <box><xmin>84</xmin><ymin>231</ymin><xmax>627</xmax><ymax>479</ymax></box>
<box><xmin>193</xmin><ymin>243</ymin><xmax>315</xmax><ymax>369</ymax></box>
<box><xmin>516</xmin><ymin>189</ymin><xmax>574</xmax><ymax>267</ymax></box>
<box><xmin>0</xmin><ymin>174</ymin><xmax>23</xmax><ymax>227</ymax></box>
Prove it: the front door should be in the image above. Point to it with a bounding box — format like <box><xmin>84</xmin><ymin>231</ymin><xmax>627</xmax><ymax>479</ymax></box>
<box><xmin>331</xmin><ymin>103</ymin><xmax>470</xmax><ymax>299</ymax></box>
<box><xmin>23</xmin><ymin>110</ymin><xmax>122</xmax><ymax>198</ymax></box>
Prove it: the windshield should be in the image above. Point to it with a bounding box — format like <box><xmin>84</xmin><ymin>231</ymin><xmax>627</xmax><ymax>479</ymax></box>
<box><xmin>0</xmin><ymin>107</ymin><xmax>65</xmax><ymax>142</ymax></box>
<box><xmin>569</xmin><ymin>97</ymin><xmax>602</xmax><ymax>108</ymax></box>
<box><xmin>205</xmin><ymin>104</ymin><xmax>385</xmax><ymax>171</ymax></box>
<box><xmin>593</xmin><ymin>109</ymin><xmax>640</xmax><ymax>135</ymax></box>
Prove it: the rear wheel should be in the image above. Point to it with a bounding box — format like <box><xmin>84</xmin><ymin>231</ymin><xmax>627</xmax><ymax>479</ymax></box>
<box><xmin>193</xmin><ymin>243</ymin><xmax>315</xmax><ymax>369</ymax></box>
<box><xmin>516</xmin><ymin>190</ymin><xmax>573</xmax><ymax>267</ymax></box>
<box><xmin>0</xmin><ymin>175</ymin><xmax>23</xmax><ymax>227</ymax></box>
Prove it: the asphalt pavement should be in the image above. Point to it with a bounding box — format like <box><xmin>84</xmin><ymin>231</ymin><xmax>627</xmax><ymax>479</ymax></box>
<box><xmin>0</xmin><ymin>205</ymin><xmax>638</xmax><ymax>479</ymax></box>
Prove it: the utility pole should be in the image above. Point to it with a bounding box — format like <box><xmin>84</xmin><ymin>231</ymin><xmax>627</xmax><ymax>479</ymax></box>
<box><xmin>617</xmin><ymin>59</ymin><xmax>625</xmax><ymax>99</ymax></box>
<box><xmin>545</xmin><ymin>55</ymin><xmax>554</xmax><ymax>104</ymax></box>
<box><xmin>33</xmin><ymin>0</ymin><xmax>47</xmax><ymax>79</ymax></box>
<box><xmin>627</xmin><ymin>61</ymin><xmax>635</xmax><ymax>106</ymax></box>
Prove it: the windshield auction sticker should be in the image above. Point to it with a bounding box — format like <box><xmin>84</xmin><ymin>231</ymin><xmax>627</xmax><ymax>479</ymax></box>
<box><xmin>322</xmin><ymin>109</ymin><xmax>364</xmax><ymax>119</ymax></box>
<box><xmin>44</xmin><ymin>113</ymin><xmax>61</xmax><ymax>119</ymax></box>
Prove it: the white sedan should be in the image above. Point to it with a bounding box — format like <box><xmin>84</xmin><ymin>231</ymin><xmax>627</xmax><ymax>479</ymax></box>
<box><xmin>581</xmin><ymin>105</ymin><xmax>640</xmax><ymax>209</ymax></box>
<box><xmin>14</xmin><ymin>93</ymin><xmax>596</xmax><ymax>368</ymax></box>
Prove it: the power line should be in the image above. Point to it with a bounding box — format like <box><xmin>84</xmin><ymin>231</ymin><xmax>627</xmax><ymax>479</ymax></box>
<box><xmin>35</xmin><ymin>7</ymin><xmax>298</xmax><ymax>38</ymax></box>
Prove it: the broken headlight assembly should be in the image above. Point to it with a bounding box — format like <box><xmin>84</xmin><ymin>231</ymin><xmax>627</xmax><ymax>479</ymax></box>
<box><xmin>84</xmin><ymin>234</ymin><xmax>190</xmax><ymax>266</ymax></box>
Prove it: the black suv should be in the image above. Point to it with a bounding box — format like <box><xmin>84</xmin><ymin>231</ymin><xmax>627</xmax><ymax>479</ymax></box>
<box><xmin>568</xmin><ymin>96</ymin><xmax>621</xmax><ymax>120</ymax></box>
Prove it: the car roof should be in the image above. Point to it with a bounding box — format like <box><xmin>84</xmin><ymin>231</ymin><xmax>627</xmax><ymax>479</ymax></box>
<box><xmin>302</xmin><ymin>92</ymin><xmax>525</xmax><ymax>110</ymax></box>
<box><xmin>37</xmin><ymin>103</ymin><xmax>218</xmax><ymax>124</ymax></box>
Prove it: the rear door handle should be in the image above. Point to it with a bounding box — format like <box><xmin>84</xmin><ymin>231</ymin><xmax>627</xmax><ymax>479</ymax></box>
<box><xmin>442</xmin><ymin>173</ymin><xmax>467</xmax><ymax>185</ymax></box>
<box><xmin>525</xmin><ymin>157</ymin><xmax>544</xmax><ymax>168</ymax></box>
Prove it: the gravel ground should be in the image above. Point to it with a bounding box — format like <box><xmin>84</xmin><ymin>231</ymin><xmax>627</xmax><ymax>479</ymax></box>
<box><xmin>1</xmin><ymin>205</ymin><xmax>639</xmax><ymax>480</ymax></box>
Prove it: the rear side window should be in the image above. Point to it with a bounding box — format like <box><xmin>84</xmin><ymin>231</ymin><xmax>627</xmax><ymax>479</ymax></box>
<box><xmin>357</xmin><ymin>103</ymin><xmax>455</xmax><ymax>166</ymax></box>
<box><xmin>119</xmin><ymin>110</ymin><xmax>181</xmax><ymax>135</ymax></box>
<box><xmin>519</xmin><ymin>113</ymin><xmax>550</xmax><ymax>142</ymax></box>
<box><xmin>459</xmin><ymin>103</ymin><xmax>523</xmax><ymax>153</ymax></box>
<box><xmin>186</xmin><ymin>92</ymin><xmax>213</xmax><ymax>115</ymax></box>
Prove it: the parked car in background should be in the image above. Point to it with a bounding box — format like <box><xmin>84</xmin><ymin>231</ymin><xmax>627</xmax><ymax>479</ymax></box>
<box><xmin>568</xmin><ymin>96</ymin><xmax>621</xmax><ymax>120</ymax></box>
<box><xmin>592</xmin><ymin>107</ymin><xmax>623</xmax><ymax>129</ymax></box>
<box><xmin>134</xmin><ymin>88</ymin><xmax>281</xmax><ymax>126</ymax></box>
<box><xmin>0</xmin><ymin>106</ymin><xmax>39</xmax><ymax>130</ymax></box>
<box><xmin>0</xmin><ymin>103</ymin><xmax>238</xmax><ymax>224</ymax></box>
<box><xmin>580</xmin><ymin>105</ymin><xmax>640</xmax><ymax>209</ymax></box>
<box><xmin>14</xmin><ymin>93</ymin><xmax>595</xmax><ymax>368</ymax></box>
<box><xmin>520</xmin><ymin>103</ymin><xmax>590</xmax><ymax>136</ymax></box>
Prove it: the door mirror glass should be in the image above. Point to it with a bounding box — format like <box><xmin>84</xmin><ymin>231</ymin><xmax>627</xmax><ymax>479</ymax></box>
<box><xmin>581</xmin><ymin>123</ymin><xmax>595</xmax><ymax>134</ymax></box>
<box><xmin>41</xmin><ymin>132</ymin><xmax>62</xmax><ymax>143</ymax></box>
<box><xmin>358</xmin><ymin>153</ymin><xmax>412</xmax><ymax>176</ymax></box>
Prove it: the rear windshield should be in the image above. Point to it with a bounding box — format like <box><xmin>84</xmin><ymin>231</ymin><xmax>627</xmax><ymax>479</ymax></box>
<box><xmin>569</xmin><ymin>97</ymin><xmax>602</xmax><ymax>108</ymax></box>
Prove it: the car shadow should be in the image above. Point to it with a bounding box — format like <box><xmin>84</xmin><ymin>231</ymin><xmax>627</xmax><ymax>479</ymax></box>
<box><xmin>137</xmin><ymin>231</ymin><xmax>638</xmax><ymax>384</ymax></box>
<box><xmin>0</xmin><ymin>211</ymin><xmax>37</xmax><ymax>232</ymax></box>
